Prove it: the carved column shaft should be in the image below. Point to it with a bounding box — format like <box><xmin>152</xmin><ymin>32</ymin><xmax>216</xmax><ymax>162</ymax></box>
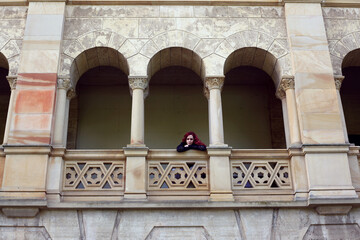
<box><xmin>205</xmin><ymin>77</ymin><xmax>226</xmax><ymax>146</ymax></box>
<box><xmin>277</xmin><ymin>76</ymin><xmax>301</xmax><ymax>147</ymax></box>
<box><xmin>53</xmin><ymin>77</ymin><xmax>72</xmax><ymax>146</ymax></box>
<box><xmin>129</xmin><ymin>77</ymin><xmax>148</xmax><ymax>146</ymax></box>
<box><xmin>3</xmin><ymin>76</ymin><xmax>17</xmax><ymax>144</ymax></box>
<box><xmin>334</xmin><ymin>76</ymin><xmax>349</xmax><ymax>143</ymax></box>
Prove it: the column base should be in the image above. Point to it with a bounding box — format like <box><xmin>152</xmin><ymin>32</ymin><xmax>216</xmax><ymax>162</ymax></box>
<box><xmin>209</xmin><ymin>192</ymin><xmax>234</xmax><ymax>202</ymax></box>
<box><xmin>124</xmin><ymin>192</ymin><xmax>147</xmax><ymax>201</ymax></box>
<box><xmin>309</xmin><ymin>189</ymin><xmax>358</xmax><ymax>200</ymax></box>
<box><xmin>294</xmin><ymin>192</ymin><xmax>308</xmax><ymax>201</ymax></box>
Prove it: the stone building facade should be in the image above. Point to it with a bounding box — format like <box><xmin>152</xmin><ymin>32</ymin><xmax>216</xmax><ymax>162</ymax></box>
<box><xmin>0</xmin><ymin>0</ymin><xmax>360</xmax><ymax>239</ymax></box>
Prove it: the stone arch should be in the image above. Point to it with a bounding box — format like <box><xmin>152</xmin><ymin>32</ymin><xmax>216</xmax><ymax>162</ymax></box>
<box><xmin>69</xmin><ymin>46</ymin><xmax>129</xmax><ymax>88</ymax></box>
<box><xmin>147</xmin><ymin>47</ymin><xmax>205</xmax><ymax>81</ymax></box>
<box><xmin>0</xmin><ymin>32</ymin><xmax>21</xmax><ymax>76</ymax></box>
<box><xmin>218</xmin><ymin>30</ymin><xmax>290</xmax><ymax>87</ymax></box>
<box><xmin>330</xmin><ymin>31</ymin><xmax>360</xmax><ymax>75</ymax></box>
<box><xmin>59</xmin><ymin>29</ymin><xmax>128</xmax><ymax>83</ymax></box>
<box><xmin>0</xmin><ymin>52</ymin><xmax>8</xmax><ymax>70</ymax></box>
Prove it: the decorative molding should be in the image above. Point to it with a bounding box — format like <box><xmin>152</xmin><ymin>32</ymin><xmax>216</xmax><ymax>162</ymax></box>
<box><xmin>334</xmin><ymin>75</ymin><xmax>345</xmax><ymax>90</ymax></box>
<box><xmin>6</xmin><ymin>75</ymin><xmax>17</xmax><ymax>90</ymax></box>
<box><xmin>57</xmin><ymin>77</ymin><xmax>71</xmax><ymax>90</ymax></box>
<box><xmin>205</xmin><ymin>77</ymin><xmax>225</xmax><ymax>91</ymax></box>
<box><xmin>276</xmin><ymin>75</ymin><xmax>295</xmax><ymax>99</ymax></box>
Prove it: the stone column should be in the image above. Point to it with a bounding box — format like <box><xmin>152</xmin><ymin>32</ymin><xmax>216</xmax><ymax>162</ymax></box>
<box><xmin>204</xmin><ymin>77</ymin><xmax>233</xmax><ymax>201</ymax></box>
<box><xmin>334</xmin><ymin>76</ymin><xmax>349</xmax><ymax>144</ymax></box>
<box><xmin>277</xmin><ymin>76</ymin><xmax>301</xmax><ymax>147</ymax></box>
<box><xmin>124</xmin><ymin>77</ymin><xmax>149</xmax><ymax>200</ymax></box>
<box><xmin>3</xmin><ymin>76</ymin><xmax>17</xmax><ymax>144</ymax></box>
<box><xmin>52</xmin><ymin>77</ymin><xmax>71</xmax><ymax>147</ymax></box>
<box><xmin>128</xmin><ymin>77</ymin><xmax>148</xmax><ymax>147</ymax></box>
<box><xmin>205</xmin><ymin>76</ymin><xmax>226</xmax><ymax>147</ymax></box>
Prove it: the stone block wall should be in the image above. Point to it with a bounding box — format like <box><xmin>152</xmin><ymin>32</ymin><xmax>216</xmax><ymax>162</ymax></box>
<box><xmin>0</xmin><ymin>208</ymin><xmax>360</xmax><ymax>239</ymax></box>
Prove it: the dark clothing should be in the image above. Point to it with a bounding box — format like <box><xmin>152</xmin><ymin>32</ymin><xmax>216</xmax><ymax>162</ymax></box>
<box><xmin>176</xmin><ymin>142</ymin><xmax>206</xmax><ymax>152</ymax></box>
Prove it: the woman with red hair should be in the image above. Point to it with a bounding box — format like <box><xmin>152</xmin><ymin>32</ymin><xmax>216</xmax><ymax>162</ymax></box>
<box><xmin>176</xmin><ymin>131</ymin><xmax>206</xmax><ymax>152</ymax></box>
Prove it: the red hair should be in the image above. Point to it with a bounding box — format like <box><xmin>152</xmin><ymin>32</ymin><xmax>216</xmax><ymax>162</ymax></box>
<box><xmin>181</xmin><ymin>131</ymin><xmax>206</xmax><ymax>146</ymax></box>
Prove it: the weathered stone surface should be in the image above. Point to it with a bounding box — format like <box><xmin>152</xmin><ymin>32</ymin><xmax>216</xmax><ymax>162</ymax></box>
<box><xmin>160</xmin><ymin>6</ymin><xmax>193</xmax><ymax>18</ymax></box>
<box><xmin>0</xmin><ymin>19</ymin><xmax>25</xmax><ymax>39</ymax></box>
<box><xmin>2</xmin><ymin>208</ymin><xmax>39</xmax><ymax>218</ymax></box>
<box><xmin>146</xmin><ymin>226</ymin><xmax>211</xmax><ymax>240</ymax></box>
<box><xmin>322</xmin><ymin>7</ymin><xmax>360</xmax><ymax>20</ymax></box>
<box><xmin>82</xmin><ymin>210</ymin><xmax>118</xmax><ymax>240</ymax></box>
<box><xmin>303</xmin><ymin>224</ymin><xmax>360</xmax><ymax>240</ymax></box>
<box><xmin>139</xmin><ymin>18</ymin><xmax>176</xmax><ymax>38</ymax></box>
<box><xmin>39</xmin><ymin>210</ymin><xmax>81</xmax><ymax>240</ymax></box>
<box><xmin>0</xmin><ymin>6</ymin><xmax>27</xmax><ymax>19</ymax></box>
<box><xmin>194</xmin><ymin>39</ymin><xmax>222</xmax><ymax>58</ymax></box>
<box><xmin>177</xmin><ymin>18</ymin><xmax>214</xmax><ymax>38</ymax></box>
<box><xmin>0</xmin><ymin>226</ymin><xmax>51</xmax><ymax>240</ymax></box>
<box><xmin>194</xmin><ymin>6</ymin><xmax>229</xmax><ymax>18</ymax></box>
<box><xmin>324</xmin><ymin>19</ymin><xmax>360</xmax><ymax>40</ymax></box>
<box><xmin>117</xmin><ymin>210</ymin><xmax>240</xmax><ymax>240</ymax></box>
<box><xmin>66</xmin><ymin>6</ymin><xmax>159</xmax><ymax>18</ymax></box>
<box><xmin>64</xmin><ymin>18</ymin><xmax>102</xmax><ymax>39</ymax></box>
<box><xmin>249</xmin><ymin>18</ymin><xmax>286</xmax><ymax>39</ymax></box>
<box><xmin>214</xmin><ymin>18</ymin><xmax>249</xmax><ymax>38</ymax></box>
<box><xmin>103</xmin><ymin>18</ymin><xmax>138</xmax><ymax>38</ymax></box>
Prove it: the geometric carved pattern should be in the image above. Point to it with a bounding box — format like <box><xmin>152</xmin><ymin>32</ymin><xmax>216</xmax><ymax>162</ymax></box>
<box><xmin>231</xmin><ymin>160</ymin><xmax>292</xmax><ymax>189</ymax></box>
<box><xmin>63</xmin><ymin>161</ymin><xmax>125</xmax><ymax>190</ymax></box>
<box><xmin>148</xmin><ymin>161</ymin><xmax>208</xmax><ymax>190</ymax></box>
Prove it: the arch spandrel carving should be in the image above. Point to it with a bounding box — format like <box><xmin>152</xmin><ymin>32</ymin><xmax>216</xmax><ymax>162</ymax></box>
<box><xmin>0</xmin><ymin>32</ymin><xmax>21</xmax><ymax>76</ymax></box>
<box><xmin>330</xmin><ymin>31</ymin><xmax>360</xmax><ymax>75</ymax></box>
<box><xmin>60</xmin><ymin>30</ymin><xmax>129</xmax><ymax>86</ymax></box>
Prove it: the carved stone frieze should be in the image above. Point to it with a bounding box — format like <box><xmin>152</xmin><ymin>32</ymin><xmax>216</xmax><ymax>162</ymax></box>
<box><xmin>6</xmin><ymin>75</ymin><xmax>17</xmax><ymax>90</ymax></box>
<box><xmin>205</xmin><ymin>77</ymin><xmax>225</xmax><ymax>91</ymax></box>
<box><xmin>334</xmin><ymin>75</ymin><xmax>345</xmax><ymax>91</ymax></box>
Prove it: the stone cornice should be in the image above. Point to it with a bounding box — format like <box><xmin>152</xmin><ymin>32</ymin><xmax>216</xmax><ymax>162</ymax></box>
<box><xmin>0</xmin><ymin>0</ymin><xmax>359</xmax><ymax>7</ymax></box>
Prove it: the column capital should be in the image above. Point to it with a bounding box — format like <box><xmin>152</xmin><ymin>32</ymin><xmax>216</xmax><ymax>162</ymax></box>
<box><xmin>334</xmin><ymin>75</ymin><xmax>345</xmax><ymax>91</ymax></box>
<box><xmin>276</xmin><ymin>76</ymin><xmax>295</xmax><ymax>99</ymax></box>
<box><xmin>128</xmin><ymin>77</ymin><xmax>148</xmax><ymax>91</ymax></box>
<box><xmin>57</xmin><ymin>77</ymin><xmax>71</xmax><ymax>90</ymax></box>
<box><xmin>205</xmin><ymin>76</ymin><xmax>225</xmax><ymax>91</ymax></box>
<box><xmin>67</xmin><ymin>88</ymin><xmax>76</xmax><ymax>100</ymax></box>
<box><xmin>6</xmin><ymin>75</ymin><xmax>17</xmax><ymax>90</ymax></box>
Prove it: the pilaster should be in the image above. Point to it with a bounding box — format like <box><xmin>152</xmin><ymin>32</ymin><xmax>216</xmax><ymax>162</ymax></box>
<box><xmin>123</xmin><ymin>147</ymin><xmax>149</xmax><ymax>200</ymax></box>
<box><xmin>277</xmin><ymin>76</ymin><xmax>301</xmax><ymax>147</ymax></box>
<box><xmin>207</xmin><ymin>147</ymin><xmax>234</xmax><ymax>202</ymax></box>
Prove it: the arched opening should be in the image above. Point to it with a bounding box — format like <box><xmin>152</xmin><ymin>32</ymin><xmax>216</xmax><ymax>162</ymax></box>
<box><xmin>341</xmin><ymin>49</ymin><xmax>360</xmax><ymax>146</ymax></box>
<box><xmin>223</xmin><ymin>48</ymin><xmax>286</xmax><ymax>149</ymax></box>
<box><xmin>145</xmin><ymin>47</ymin><xmax>208</xmax><ymax>148</ymax></box>
<box><xmin>67</xmin><ymin>47</ymin><xmax>130</xmax><ymax>149</ymax></box>
<box><xmin>0</xmin><ymin>53</ymin><xmax>10</xmax><ymax>144</ymax></box>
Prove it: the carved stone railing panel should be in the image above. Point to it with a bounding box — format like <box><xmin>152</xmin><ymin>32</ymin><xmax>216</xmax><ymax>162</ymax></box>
<box><xmin>231</xmin><ymin>160</ymin><xmax>292</xmax><ymax>190</ymax></box>
<box><xmin>63</xmin><ymin>161</ymin><xmax>125</xmax><ymax>191</ymax></box>
<box><xmin>148</xmin><ymin>160</ymin><xmax>209</xmax><ymax>190</ymax></box>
